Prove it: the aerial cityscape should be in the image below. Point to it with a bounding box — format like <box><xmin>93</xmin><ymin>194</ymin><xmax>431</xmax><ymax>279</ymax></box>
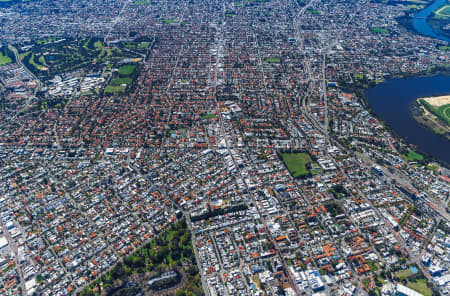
<box><xmin>0</xmin><ymin>0</ymin><xmax>449</xmax><ymax>295</ymax></box>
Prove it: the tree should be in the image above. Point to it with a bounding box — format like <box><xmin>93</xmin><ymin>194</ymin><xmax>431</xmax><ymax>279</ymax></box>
<box><xmin>111</xmin><ymin>263</ymin><xmax>126</xmax><ymax>280</ymax></box>
<box><xmin>187</xmin><ymin>265</ymin><xmax>198</xmax><ymax>276</ymax></box>
<box><xmin>80</xmin><ymin>289</ymin><xmax>96</xmax><ymax>296</ymax></box>
<box><xmin>171</xmin><ymin>248</ymin><xmax>181</xmax><ymax>261</ymax></box>
<box><xmin>156</xmin><ymin>246</ymin><xmax>170</xmax><ymax>263</ymax></box>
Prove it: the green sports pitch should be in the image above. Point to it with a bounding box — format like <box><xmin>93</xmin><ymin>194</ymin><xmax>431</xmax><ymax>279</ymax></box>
<box><xmin>421</xmin><ymin>99</ymin><xmax>450</xmax><ymax>125</ymax></box>
<box><xmin>436</xmin><ymin>5</ymin><xmax>450</xmax><ymax>17</ymax></box>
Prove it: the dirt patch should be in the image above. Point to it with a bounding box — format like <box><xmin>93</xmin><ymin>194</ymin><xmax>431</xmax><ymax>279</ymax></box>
<box><xmin>422</xmin><ymin>95</ymin><xmax>450</xmax><ymax>107</ymax></box>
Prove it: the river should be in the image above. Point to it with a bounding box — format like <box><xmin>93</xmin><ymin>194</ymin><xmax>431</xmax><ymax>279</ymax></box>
<box><xmin>365</xmin><ymin>75</ymin><xmax>450</xmax><ymax>164</ymax></box>
<box><xmin>412</xmin><ymin>0</ymin><xmax>450</xmax><ymax>42</ymax></box>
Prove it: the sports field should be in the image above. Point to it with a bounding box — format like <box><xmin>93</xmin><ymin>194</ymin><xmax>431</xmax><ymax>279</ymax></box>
<box><xmin>280</xmin><ymin>152</ymin><xmax>311</xmax><ymax>177</ymax></box>
<box><xmin>265</xmin><ymin>57</ymin><xmax>280</xmax><ymax>63</ymax></box>
<box><xmin>119</xmin><ymin>64</ymin><xmax>136</xmax><ymax>76</ymax></box>
<box><xmin>436</xmin><ymin>5</ymin><xmax>450</xmax><ymax>17</ymax></box>
<box><xmin>370</xmin><ymin>27</ymin><xmax>389</xmax><ymax>34</ymax></box>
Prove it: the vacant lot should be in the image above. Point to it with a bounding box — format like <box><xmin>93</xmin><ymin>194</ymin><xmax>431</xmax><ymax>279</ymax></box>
<box><xmin>423</xmin><ymin>95</ymin><xmax>450</xmax><ymax>107</ymax></box>
<box><xmin>281</xmin><ymin>152</ymin><xmax>312</xmax><ymax>178</ymax></box>
<box><xmin>394</xmin><ymin>269</ymin><xmax>432</xmax><ymax>296</ymax></box>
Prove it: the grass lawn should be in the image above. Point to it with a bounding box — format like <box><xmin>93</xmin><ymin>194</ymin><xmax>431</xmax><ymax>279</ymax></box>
<box><xmin>38</xmin><ymin>55</ymin><xmax>47</xmax><ymax>66</ymax></box>
<box><xmin>29</xmin><ymin>53</ymin><xmax>47</xmax><ymax>70</ymax></box>
<box><xmin>105</xmin><ymin>85</ymin><xmax>126</xmax><ymax>94</ymax></box>
<box><xmin>19</xmin><ymin>51</ymin><xmax>30</xmax><ymax>60</ymax></box>
<box><xmin>281</xmin><ymin>152</ymin><xmax>312</xmax><ymax>178</ymax></box>
<box><xmin>99</xmin><ymin>48</ymin><xmax>112</xmax><ymax>60</ymax></box>
<box><xmin>94</xmin><ymin>40</ymin><xmax>104</xmax><ymax>50</ymax></box>
<box><xmin>0</xmin><ymin>52</ymin><xmax>12</xmax><ymax>66</ymax></box>
<box><xmin>138</xmin><ymin>42</ymin><xmax>150</xmax><ymax>49</ymax></box>
<box><xmin>202</xmin><ymin>114</ymin><xmax>217</xmax><ymax>119</ymax></box>
<box><xmin>407</xmin><ymin>279</ymin><xmax>432</xmax><ymax>296</ymax></box>
<box><xmin>404</xmin><ymin>150</ymin><xmax>424</xmax><ymax>162</ymax></box>
<box><xmin>406</xmin><ymin>4</ymin><xmax>425</xmax><ymax>10</ymax></box>
<box><xmin>119</xmin><ymin>64</ymin><xmax>136</xmax><ymax>76</ymax></box>
<box><xmin>83</xmin><ymin>38</ymin><xmax>91</xmax><ymax>51</ymax></box>
<box><xmin>162</xmin><ymin>18</ymin><xmax>177</xmax><ymax>24</ymax></box>
<box><xmin>436</xmin><ymin>104</ymin><xmax>450</xmax><ymax>124</ymax></box>
<box><xmin>110</xmin><ymin>77</ymin><xmax>132</xmax><ymax>86</ymax></box>
<box><xmin>370</xmin><ymin>27</ymin><xmax>389</xmax><ymax>34</ymax></box>
<box><xmin>307</xmin><ymin>9</ymin><xmax>320</xmax><ymax>14</ymax></box>
<box><xmin>79</xmin><ymin>91</ymin><xmax>94</xmax><ymax>97</ymax></box>
<box><xmin>427</xmin><ymin>163</ymin><xmax>439</xmax><ymax>171</ymax></box>
<box><xmin>265</xmin><ymin>57</ymin><xmax>281</xmax><ymax>63</ymax></box>
<box><xmin>395</xmin><ymin>268</ymin><xmax>413</xmax><ymax>280</ymax></box>
<box><xmin>367</xmin><ymin>260</ymin><xmax>380</xmax><ymax>272</ymax></box>
<box><xmin>37</xmin><ymin>37</ymin><xmax>57</xmax><ymax>45</ymax></box>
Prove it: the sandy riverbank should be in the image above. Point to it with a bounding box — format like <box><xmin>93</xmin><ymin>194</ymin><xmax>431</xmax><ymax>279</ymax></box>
<box><xmin>421</xmin><ymin>95</ymin><xmax>450</xmax><ymax>107</ymax></box>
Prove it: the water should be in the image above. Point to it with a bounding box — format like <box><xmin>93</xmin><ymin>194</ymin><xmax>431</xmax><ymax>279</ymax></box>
<box><xmin>365</xmin><ymin>75</ymin><xmax>450</xmax><ymax>164</ymax></box>
<box><xmin>412</xmin><ymin>0</ymin><xmax>450</xmax><ymax>42</ymax></box>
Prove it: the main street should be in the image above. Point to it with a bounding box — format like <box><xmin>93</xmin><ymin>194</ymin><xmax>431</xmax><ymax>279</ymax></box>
<box><xmin>213</xmin><ymin>6</ymin><xmax>302</xmax><ymax>294</ymax></box>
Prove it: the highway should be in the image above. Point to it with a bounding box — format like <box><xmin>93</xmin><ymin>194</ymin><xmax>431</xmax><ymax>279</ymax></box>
<box><xmin>7</xmin><ymin>45</ymin><xmax>42</xmax><ymax>123</ymax></box>
<box><xmin>3</xmin><ymin>45</ymin><xmax>38</xmax><ymax>296</ymax></box>
<box><xmin>8</xmin><ymin>45</ymin><xmax>42</xmax><ymax>92</ymax></box>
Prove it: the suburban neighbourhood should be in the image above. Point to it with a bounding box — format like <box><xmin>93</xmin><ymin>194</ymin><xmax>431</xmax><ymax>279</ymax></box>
<box><xmin>0</xmin><ymin>0</ymin><xmax>449</xmax><ymax>295</ymax></box>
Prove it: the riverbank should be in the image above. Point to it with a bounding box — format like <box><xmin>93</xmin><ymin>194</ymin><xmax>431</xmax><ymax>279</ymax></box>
<box><xmin>409</xmin><ymin>96</ymin><xmax>450</xmax><ymax>141</ymax></box>
<box><xmin>426</xmin><ymin>1</ymin><xmax>450</xmax><ymax>41</ymax></box>
<box><xmin>338</xmin><ymin>67</ymin><xmax>450</xmax><ymax>109</ymax></box>
<box><xmin>396</xmin><ymin>0</ymin><xmax>450</xmax><ymax>43</ymax></box>
<box><xmin>338</xmin><ymin>73</ymin><xmax>450</xmax><ymax>168</ymax></box>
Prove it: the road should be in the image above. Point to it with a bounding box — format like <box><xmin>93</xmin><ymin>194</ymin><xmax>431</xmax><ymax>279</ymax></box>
<box><xmin>208</xmin><ymin>5</ymin><xmax>308</xmax><ymax>293</ymax></box>
<box><xmin>8</xmin><ymin>45</ymin><xmax>42</xmax><ymax>122</ymax></box>
<box><xmin>104</xmin><ymin>0</ymin><xmax>132</xmax><ymax>42</ymax></box>
<box><xmin>1</xmin><ymin>219</ymin><xmax>27</xmax><ymax>296</ymax></box>
<box><xmin>296</xmin><ymin>42</ymin><xmax>448</xmax><ymax>295</ymax></box>
<box><xmin>290</xmin><ymin>3</ymin><xmax>449</xmax><ymax>291</ymax></box>
<box><xmin>8</xmin><ymin>45</ymin><xmax>42</xmax><ymax>92</ymax></box>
